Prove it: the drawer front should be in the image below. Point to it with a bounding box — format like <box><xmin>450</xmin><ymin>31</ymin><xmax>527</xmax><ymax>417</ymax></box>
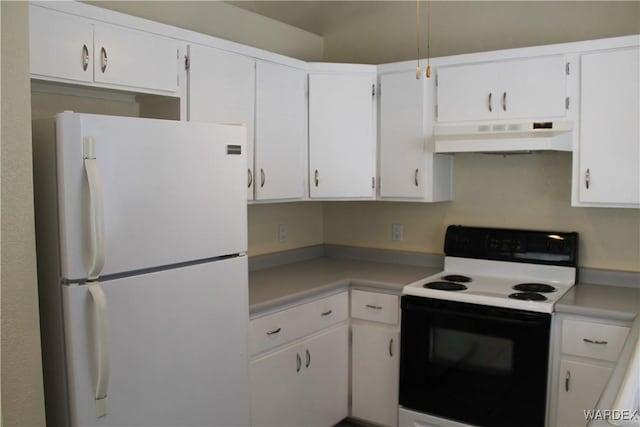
<box><xmin>250</xmin><ymin>292</ymin><xmax>348</xmax><ymax>355</ymax></box>
<box><xmin>561</xmin><ymin>319</ymin><xmax>630</xmax><ymax>362</ymax></box>
<box><xmin>351</xmin><ymin>290</ymin><xmax>399</xmax><ymax>325</ymax></box>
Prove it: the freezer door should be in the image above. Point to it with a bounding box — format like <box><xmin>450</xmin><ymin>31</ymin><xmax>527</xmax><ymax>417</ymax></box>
<box><xmin>55</xmin><ymin>112</ymin><xmax>247</xmax><ymax>280</ymax></box>
<box><xmin>62</xmin><ymin>256</ymin><xmax>250</xmax><ymax>426</ymax></box>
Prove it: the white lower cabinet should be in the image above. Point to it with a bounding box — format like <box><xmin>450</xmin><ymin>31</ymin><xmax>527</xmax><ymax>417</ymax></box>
<box><xmin>250</xmin><ymin>324</ymin><xmax>349</xmax><ymax>427</ymax></box>
<box><xmin>350</xmin><ymin>290</ymin><xmax>401</xmax><ymax>427</ymax></box>
<box><xmin>351</xmin><ymin>323</ymin><xmax>400</xmax><ymax>427</ymax></box>
<box><xmin>249</xmin><ymin>292</ymin><xmax>349</xmax><ymax>427</ymax></box>
<box><xmin>549</xmin><ymin>315</ymin><xmax>631</xmax><ymax>427</ymax></box>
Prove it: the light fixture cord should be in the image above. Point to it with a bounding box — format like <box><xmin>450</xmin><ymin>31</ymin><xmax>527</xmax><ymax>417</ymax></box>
<box><xmin>426</xmin><ymin>0</ymin><xmax>432</xmax><ymax>78</ymax></box>
<box><xmin>416</xmin><ymin>0</ymin><xmax>421</xmax><ymax>79</ymax></box>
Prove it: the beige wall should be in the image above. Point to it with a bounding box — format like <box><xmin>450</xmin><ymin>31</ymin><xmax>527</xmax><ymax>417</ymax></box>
<box><xmin>323</xmin><ymin>1</ymin><xmax>640</xmax><ymax>64</ymax></box>
<box><xmin>1</xmin><ymin>2</ymin><xmax>47</xmax><ymax>426</ymax></box>
<box><xmin>87</xmin><ymin>1</ymin><xmax>324</xmax><ymax>62</ymax></box>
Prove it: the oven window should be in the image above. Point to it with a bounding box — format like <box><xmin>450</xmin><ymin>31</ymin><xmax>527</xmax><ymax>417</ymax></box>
<box><xmin>430</xmin><ymin>328</ymin><xmax>513</xmax><ymax>374</ymax></box>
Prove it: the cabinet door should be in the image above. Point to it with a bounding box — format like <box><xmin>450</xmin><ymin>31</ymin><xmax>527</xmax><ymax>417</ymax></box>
<box><xmin>29</xmin><ymin>6</ymin><xmax>94</xmax><ymax>83</ymax></box>
<box><xmin>93</xmin><ymin>24</ymin><xmax>178</xmax><ymax>93</ymax></box>
<box><xmin>500</xmin><ymin>56</ymin><xmax>566</xmax><ymax>120</ymax></box>
<box><xmin>578</xmin><ymin>48</ymin><xmax>640</xmax><ymax>205</ymax></box>
<box><xmin>250</xmin><ymin>343</ymin><xmax>304</xmax><ymax>427</ymax></box>
<box><xmin>255</xmin><ymin>62</ymin><xmax>306</xmax><ymax>200</ymax></box>
<box><xmin>351</xmin><ymin>324</ymin><xmax>399</xmax><ymax>427</ymax></box>
<box><xmin>308</xmin><ymin>73</ymin><xmax>375</xmax><ymax>199</ymax></box>
<box><xmin>379</xmin><ymin>72</ymin><xmax>426</xmax><ymax>199</ymax></box>
<box><xmin>556</xmin><ymin>359</ymin><xmax>612</xmax><ymax>427</ymax></box>
<box><xmin>436</xmin><ymin>62</ymin><xmax>498</xmax><ymax>122</ymax></box>
<box><xmin>187</xmin><ymin>45</ymin><xmax>256</xmax><ymax>199</ymax></box>
<box><xmin>302</xmin><ymin>325</ymin><xmax>349</xmax><ymax>427</ymax></box>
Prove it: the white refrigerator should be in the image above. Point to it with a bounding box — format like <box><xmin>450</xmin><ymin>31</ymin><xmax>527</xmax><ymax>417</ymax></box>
<box><xmin>32</xmin><ymin>112</ymin><xmax>250</xmax><ymax>426</ymax></box>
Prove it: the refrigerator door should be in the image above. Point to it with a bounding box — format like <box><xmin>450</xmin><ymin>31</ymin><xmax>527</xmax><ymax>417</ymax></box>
<box><xmin>62</xmin><ymin>256</ymin><xmax>250</xmax><ymax>426</ymax></box>
<box><xmin>55</xmin><ymin>112</ymin><xmax>247</xmax><ymax>281</ymax></box>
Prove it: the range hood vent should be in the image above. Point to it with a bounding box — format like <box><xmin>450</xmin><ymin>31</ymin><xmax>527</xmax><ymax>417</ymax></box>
<box><xmin>433</xmin><ymin>121</ymin><xmax>573</xmax><ymax>153</ymax></box>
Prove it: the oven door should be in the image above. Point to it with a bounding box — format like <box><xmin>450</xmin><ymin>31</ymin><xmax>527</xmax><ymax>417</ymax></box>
<box><xmin>399</xmin><ymin>295</ymin><xmax>551</xmax><ymax>427</ymax></box>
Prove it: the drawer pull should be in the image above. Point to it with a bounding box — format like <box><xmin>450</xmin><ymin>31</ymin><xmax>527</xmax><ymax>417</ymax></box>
<box><xmin>583</xmin><ymin>338</ymin><xmax>608</xmax><ymax>345</ymax></box>
<box><xmin>366</xmin><ymin>304</ymin><xmax>383</xmax><ymax>310</ymax></box>
<box><xmin>320</xmin><ymin>309</ymin><xmax>333</xmax><ymax>317</ymax></box>
<box><xmin>266</xmin><ymin>327</ymin><xmax>281</xmax><ymax>336</ymax></box>
<box><xmin>565</xmin><ymin>370</ymin><xmax>570</xmax><ymax>392</ymax></box>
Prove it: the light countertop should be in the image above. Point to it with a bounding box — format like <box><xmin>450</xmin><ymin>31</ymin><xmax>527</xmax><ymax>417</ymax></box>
<box><xmin>248</xmin><ymin>257</ymin><xmax>440</xmax><ymax>315</ymax></box>
<box><xmin>556</xmin><ymin>283</ymin><xmax>640</xmax><ymax>321</ymax></box>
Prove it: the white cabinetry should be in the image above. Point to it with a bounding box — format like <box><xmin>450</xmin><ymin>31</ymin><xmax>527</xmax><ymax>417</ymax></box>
<box><xmin>255</xmin><ymin>61</ymin><xmax>307</xmax><ymax>200</ymax></box>
<box><xmin>436</xmin><ymin>56</ymin><xmax>567</xmax><ymax>122</ymax></box>
<box><xmin>378</xmin><ymin>71</ymin><xmax>452</xmax><ymax>201</ymax></box>
<box><xmin>249</xmin><ymin>292</ymin><xmax>349</xmax><ymax>427</ymax></box>
<box><xmin>187</xmin><ymin>45</ymin><xmax>256</xmax><ymax>199</ymax></box>
<box><xmin>29</xmin><ymin>5</ymin><xmax>179</xmax><ymax>94</ymax></box>
<box><xmin>549</xmin><ymin>315</ymin><xmax>631</xmax><ymax>427</ymax></box>
<box><xmin>574</xmin><ymin>47</ymin><xmax>640</xmax><ymax>207</ymax></box>
<box><xmin>308</xmin><ymin>69</ymin><xmax>377</xmax><ymax>199</ymax></box>
<box><xmin>350</xmin><ymin>290</ymin><xmax>401</xmax><ymax>427</ymax></box>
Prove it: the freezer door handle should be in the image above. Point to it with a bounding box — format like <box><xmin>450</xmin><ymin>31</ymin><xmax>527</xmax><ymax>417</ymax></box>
<box><xmin>88</xmin><ymin>282</ymin><xmax>111</xmax><ymax>418</ymax></box>
<box><xmin>84</xmin><ymin>137</ymin><xmax>105</xmax><ymax>280</ymax></box>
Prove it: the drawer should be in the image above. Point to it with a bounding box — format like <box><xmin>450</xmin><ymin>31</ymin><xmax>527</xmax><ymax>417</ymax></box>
<box><xmin>561</xmin><ymin>319</ymin><xmax>630</xmax><ymax>362</ymax></box>
<box><xmin>250</xmin><ymin>291</ymin><xmax>348</xmax><ymax>356</ymax></box>
<box><xmin>351</xmin><ymin>290</ymin><xmax>399</xmax><ymax>325</ymax></box>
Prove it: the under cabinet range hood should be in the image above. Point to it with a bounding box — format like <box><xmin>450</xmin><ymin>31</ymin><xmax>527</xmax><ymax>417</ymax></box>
<box><xmin>433</xmin><ymin>121</ymin><xmax>573</xmax><ymax>153</ymax></box>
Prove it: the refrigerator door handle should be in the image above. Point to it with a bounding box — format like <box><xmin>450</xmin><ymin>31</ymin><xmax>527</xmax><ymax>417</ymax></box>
<box><xmin>83</xmin><ymin>137</ymin><xmax>105</xmax><ymax>280</ymax></box>
<box><xmin>88</xmin><ymin>282</ymin><xmax>111</xmax><ymax>418</ymax></box>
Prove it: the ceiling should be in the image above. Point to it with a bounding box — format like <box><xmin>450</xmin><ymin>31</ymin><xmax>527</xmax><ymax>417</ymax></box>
<box><xmin>226</xmin><ymin>1</ymin><xmax>379</xmax><ymax>36</ymax></box>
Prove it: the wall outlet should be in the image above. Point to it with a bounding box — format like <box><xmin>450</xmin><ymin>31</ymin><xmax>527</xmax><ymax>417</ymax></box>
<box><xmin>278</xmin><ymin>224</ymin><xmax>287</xmax><ymax>242</ymax></box>
<box><xmin>392</xmin><ymin>223</ymin><xmax>403</xmax><ymax>241</ymax></box>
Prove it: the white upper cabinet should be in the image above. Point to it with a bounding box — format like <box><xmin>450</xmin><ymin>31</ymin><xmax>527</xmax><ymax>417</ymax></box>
<box><xmin>436</xmin><ymin>56</ymin><xmax>567</xmax><ymax>122</ymax></box>
<box><xmin>378</xmin><ymin>71</ymin><xmax>452</xmax><ymax>201</ymax></box>
<box><xmin>187</xmin><ymin>44</ymin><xmax>256</xmax><ymax>200</ymax></box>
<box><xmin>255</xmin><ymin>61</ymin><xmax>307</xmax><ymax>201</ymax></box>
<box><xmin>576</xmin><ymin>47</ymin><xmax>639</xmax><ymax>207</ymax></box>
<box><xmin>308</xmin><ymin>71</ymin><xmax>376</xmax><ymax>199</ymax></box>
<box><xmin>29</xmin><ymin>5</ymin><xmax>179</xmax><ymax>94</ymax></box>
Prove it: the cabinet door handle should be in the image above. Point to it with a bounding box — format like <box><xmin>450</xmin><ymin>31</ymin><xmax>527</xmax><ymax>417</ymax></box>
<box><xmin>260</xmin><ymin>168</ymin><xmax>265</xmax><ymax>188</ymax></box>
<box><xmin>82</xmin><ymin>44</ymin><xmax>90</xmax><ymax>71</ymax></box>
<box><xmin>320</xmin><ymin>309</ymin><xmax>332</xmax><ymax>317</ymax></box>
<box><xmin>414</xmin><ymin>169</ymin><xmax>419</xmax><ymax>187</ymax></box>
<box><xmin>389</xmin><ymin>338</ymin><xmax>394</xmax><ymax>357</ymax></box>
<box><xmin>583</xmin><ymin>338</ymin><xmax>608</xmax><ymax>345</ymax></box>
<box><xmin>365</xmin><ymin>304</ymin><xmax>382</xmax><ymax>310</ymax></box>
<box><xmin>247</xmin><ymin>169</ymin><xmax>253</xmax><ymax>188</ymax></box>
<box><xmin>305</xmin><ymin>349</ymin><xmax>311</xmax><ymax>368</ymax></box>
<box><xmin>502</xmin><ymin>92</ymin><xmax>507</xmax><ymax>112</ymax></box>
<box><xmin>266</xmin><ymin>327</ymin><xmax>281</xmax><ymax>336</ymax></box>
<box><xmin>565</xmin><ymin>370</ymin><xmax>570</xmax><ymax>392</ymax></box>
<box><xmin>296</xmin><ymin>353</ymin><xmax>302</xmax><ymax>373</ymax></box>
<box><xmin>100</xmin><ymin>47</ymin><xmax>108</xmax><ymax>73</ymax></box>
<box><xmin>314</xmin><ymin>170</ymin><xmax>319</xmax><ymax>187</ymax></box>
<box><xmin>585</xmin><ymin>168</ymin><xmax>591</xmax><ymax>190</ymax></box>
<box><xmin>372</xmin><ymin>177</ymin><xmax>376</xmax><ymax>189</ymax></box>
<box><xmin>488</xmin><ymin>92</ymin><xmax>493</xmax><ymax>112</ymax></box>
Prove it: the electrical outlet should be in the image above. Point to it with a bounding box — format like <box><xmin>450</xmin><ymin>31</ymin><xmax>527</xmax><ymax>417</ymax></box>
<box><xmin>392</xmin><ymin>223</ymin><xmax>403</xmax><ymax>241</ymax></box>
<box><xmin>278</xmin><ymin>224</ymin><xmax>287</xmax><ymax>242</ymax></box>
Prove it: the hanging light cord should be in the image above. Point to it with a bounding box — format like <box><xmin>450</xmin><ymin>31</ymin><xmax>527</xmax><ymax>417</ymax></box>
<box><xmin>416</xmin><ymin>0</ymin><xmax>421</xmax><ymax>79</ymax></box>
<box><xmin>426</xmin><ymin>0</ymin><xmax>432</xmax><ymax>78</ymax></box>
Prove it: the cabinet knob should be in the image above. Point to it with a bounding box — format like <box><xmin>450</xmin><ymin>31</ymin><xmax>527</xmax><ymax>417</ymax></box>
<box><xmin>248</xmin><ymin>169</ymin><xmax>253</xmax><ymax>188</ymax></box>
<box><xmin>82</xmin><ymin>44</ymin><xmax>89</xmax><ymax>71</ymax></box>
<box><xmin>100</xmin><ymin>47</ymin><xmax>108</xmax><ymax>73</ymax></box>
<box><xmin>260</xmin><ymin>168</ymin><xmax>265</xmax><ymax>188</ymax></box>
<box><xmin>296</xmin><ymin>353</ymin><xmax>302</xmax><ymax>373</ymax></box>
<box><xmin>305</xmin><ymin>349</ymin><xmax>311</xmax><ymax>368</ymax></box>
